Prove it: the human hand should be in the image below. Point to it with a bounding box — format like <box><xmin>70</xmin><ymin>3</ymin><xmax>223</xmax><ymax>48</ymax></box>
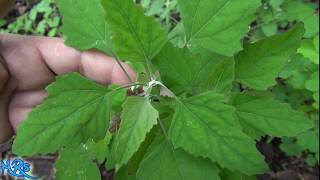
<box><xmin>0</xmin><ymin>34</ymin><xmax>136</xmax><ymax>143</ymax></box>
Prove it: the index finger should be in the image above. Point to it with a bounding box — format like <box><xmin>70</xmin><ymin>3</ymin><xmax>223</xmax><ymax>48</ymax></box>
<box><xmin>0</xmin><ymin>34</ymin><xmax>136</xmax><ymax>90</ymax></box>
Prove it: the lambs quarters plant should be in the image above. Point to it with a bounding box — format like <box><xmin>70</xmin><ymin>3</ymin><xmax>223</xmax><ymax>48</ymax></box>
<box><xmin>12</xmin><ymin>0</ymin><xmax>318</xmax><ymax>179</ymax></box>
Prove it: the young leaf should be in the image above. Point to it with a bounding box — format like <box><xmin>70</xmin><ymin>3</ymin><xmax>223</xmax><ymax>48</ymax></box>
<box><xmin>102</xmin><ymin>0</ymin><xmax>168</xmax><ymax>62</ymax></box>
<box><xmin>178</xmin><ymin>0</ymin><xmax>260</xmax><ymax>56</ymax></box>
<box><xmin>232</xmin><ymin>92</ymin><xmax>313</xmax><ymax>139</ymax></box>
<box><xmin>137</xmin><ymin>133</ymin><xmax>220</xmax><ymax>180</ymax></box>
<box><xmin>13</xmin><ymin>73</ymin><xmax>126</xmax><ymax>156</ymax></box>
<box><xmin>56</xmin><ymin>0</ymin><xmax>112</xmax><ymax>54</ymax></box>
<box><xmin>235</xmin><ymin>24</ymin><xmax>304</xmax><ymax>90</ymax></box>
<box><xmin>169</xmin><ymin>92</ymin><xmax>268</xmax><ymax>175</ymax></box>
<box><xmin>153</xmin><ymin>43</ymin><xmax>234</xmax><ymax>95</ymax></box>
<box><xmin>109</xmin><ymin>96</ymin><xmax>159</xmax><ymax>170</ymax></box>
<box><xmin>55</xmin><ymin>144</ymin><xmax>101</xmax><ymax>180</ymax></box>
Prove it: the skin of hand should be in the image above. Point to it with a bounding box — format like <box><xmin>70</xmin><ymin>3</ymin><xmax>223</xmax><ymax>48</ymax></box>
<box><xmin>0</xmin><ymin>34</ymin><xmax>136</xmax><ymax>143</ymax></box>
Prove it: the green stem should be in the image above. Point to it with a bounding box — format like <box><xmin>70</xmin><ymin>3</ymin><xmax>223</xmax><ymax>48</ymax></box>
<box><xmin>144</xmin><ymin>60</ymin><xmax>154</xmax><ymax>80</ymax></box>
<box><xmin>108</xmin><ymin>48</ymin><xmax>134</xmax><ymax>83</ymax></box>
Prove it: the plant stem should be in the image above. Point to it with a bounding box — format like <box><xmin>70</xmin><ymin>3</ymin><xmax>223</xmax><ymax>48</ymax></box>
<box><xmin>108</xmin><ymin>48</ymin><xmax>134</xmax><ymax>83</ymax></box>
<box><xmin>145</xmin><ymin>60</ymin><xmax>154</xmax><ymax>80</ymax></box>
<box><xmin>115</xmin><ymin>82</ymin><xmax>145</xmax><ymax>91</ymax></box>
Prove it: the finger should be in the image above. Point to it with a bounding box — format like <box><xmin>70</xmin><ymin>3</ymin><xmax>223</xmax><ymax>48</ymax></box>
<box><xmin>8</xmin><ymin>89</ymin><xmax>47</xmax><ymax>132</ymax></box>
<box><xmin>0</xmin><ymin>34</ymin><xmax>136</xmax><ymax>90</ymax></box>
<box><xmin>0</xmin><ymin>34</ymin><xmax>56</xmax><ymax>90</ymax></box>
<box><xmin>36</xmin><ymin>37</ymin><xmax>136</xmax><ymax>85</ymax></box>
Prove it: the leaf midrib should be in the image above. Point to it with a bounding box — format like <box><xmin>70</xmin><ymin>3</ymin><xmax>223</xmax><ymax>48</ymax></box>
<box><xmin>188</xmin><ymin>0</ymin><xmax>231</xmax><ymax>41</ymax></box>
<box><xmin>115</xmin><ymin>2</ymin><xmax>150</xmax><ymax>62</ymax></box>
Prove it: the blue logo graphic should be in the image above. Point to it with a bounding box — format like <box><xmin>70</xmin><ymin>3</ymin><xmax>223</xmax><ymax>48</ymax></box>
<box><xmin>0</xmin><ymin>159</ymin><xmax>37</xmax><ymax>179</ymax></box>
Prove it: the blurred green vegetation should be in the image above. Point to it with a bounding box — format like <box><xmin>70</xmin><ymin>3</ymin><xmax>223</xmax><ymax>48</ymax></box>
<box><xmin>0</xmin><ymin>0</ymin><xmax>60</xmax><ymax>36</ymax></box>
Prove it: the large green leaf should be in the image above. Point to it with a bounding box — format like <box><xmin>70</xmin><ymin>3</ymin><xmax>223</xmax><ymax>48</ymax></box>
<box><xmin>109</xmin><ymin>96</ymin><xmax>159</xmax><ymax>170</ymax></box>
<box><xmin>56</xmin><ymin>0</ymin><xmax>112</xmax><ymax>54</ymax></box>
<box><xmin>178</xmin><ymin>0</ymin><xmax>260</xmax><ymax>56</ymax></box>
<box><xmin>13</xmin><ymin>73</ymin><xmax>126</xmax><ymax>156</ymax></box>
<box><xmin>55</xmin><ymin>143</ymin><xmax>101</xmax><ymax>180</ymax></box>
<box><xmin>102</xmin><ymin>0</ymin><xmax>168</xmax><ymax>63</ymax></box>
<box><xmin>169</xmin><ymin>92</ymin><xmax>268</xmax><ymax>175</ymax></box>
<box><xmin>153</xmin><ymin>43</ymin><xmax>234</xmax><ymax>95</ymax></box>
<box><xmin>235</xmin><ymin>24</ymin><xmax>304</xmax><ymax>90</ymax></box>
<box><xmin>232</xmin><ymin>92</ymin><xmax>313</xmax><ymax>139</ymax></box>
<box><xmin>137</xmin><ymin>134</ymin><xmax>220</xmax><ymax>180</ymax></box>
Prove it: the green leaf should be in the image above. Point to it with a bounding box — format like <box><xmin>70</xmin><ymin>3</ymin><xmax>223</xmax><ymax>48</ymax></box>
<box><xmin>0</xmin><ymin>19</ymin><xmax>6</xmax><ymax>27</ymax></box>
<box><xmin>109</xmin><ymin>96</ymin><xmax>159</xmax><ymax>170</ymax></box>
<box><xmin>279</xmin><ymin>54</ymin><xmax>312</xmax><ymax>90</ymax></box>
<box><xmin>220</xmin><ymin>169</ymin><xmax>257</xmax><ymax>180</ymax></box>
<box><xmin>314</xmin><ymin>35</ymin><xmax>319</xmax><ymax>51</ymax></box>
<box><xmin>55</xmin><ymin>144</ymin><xmax>101</xmax><ymax>180</ymax></box>
<box><xmin>169</xmin><ymin>92</ymin><xmax>268</xmax><ymax>175</ymax></box>
<box><xmin>305</xmin><ymin>154</ymin><xmax>318</xmax><ymax>167</ymax></box>
<box><xmin>281</xmin><ymin>0</ymin><xmax>319</xmax><ymax>38</ymax></box>
<box><xmin>297</xmin><ymin>130</ymin><xmax>319</xmax><ymax>153</ymax></box>
<box><xmin>305</xmin><ymin>71</ymin><xmax>319</xmax><ymax>92</ymax></box>
<box><xmin>153</xmin><ymin>43</ymin><xmax>234</xmax><ymax>95</ymax></box>
<box><xmin>13</xmin><ymin>73</ymin><xmax>126</xmax><ymax>156</ymax></box>
<box><xmin>137</xmin><ymin>133</ymin><xmax>220</xmax><ymax>180</ymax></box>
<box><xmin>305</xmin><ymin>71</ymin><xmax>320</xmax><ymax>109</ymax></box>
<box><xmin>178</xmin><ymin>0</ymin><xmax>260</xmax><ymax>56</ymax></box>
<box><xmin>261</xmin><ymin>23</ymin><xmax>278</xmax><ymax>37</ymax></box>
<box><xmin>235</xmin><ymin>24</ymin><xmax>304</xmax><ymax>90</ymax></box>
<box><xmin>298</xmin><ymin>37</ymin><xmax>319</xmax><ymax>64</ymax></box>
<box><xmin>86</xmin><ymin>132</ymin><xmax>113</xmax><ymax>164</ymax></box>
<box><xmin>232</xmin><ymin>92</ymin><xmax>313</xmax><ymax>138</ymax></box>
<box><xmin>168</xmin><ymin>23</ymin><xmax>186</xmax><ymax>48</ymax></box>
<box><xmin>56</xmin><ymin>0</ymin><xmax>112</xmax><ymax>54</ymax></box>
<box><xmin>269</xmin><ymin>0</ymin><xmax>284</xmax><ymax>10</ymax></box>
<box><xmin>115</xmin><ymin>166</ymin><xmax>137</xmax><ymax>180</ymax></box>
<box><xmin>279</xmin><ymin>54</ymin><xmax>311</xmax><ymax>79</ymax></box>
<box><xmin>125</xmin><ymin>125</ymin><xmax>158</xmax><ymax>176</ymax></box>
<box><xmin>102</xmin><ymin>0</ymin><xmax>168</xmax><ymax>62</ymax></box>
<box><xmin>280</xmin><ymin>138</ymin><xmax>303</xmax><ymax>156</ymax></box>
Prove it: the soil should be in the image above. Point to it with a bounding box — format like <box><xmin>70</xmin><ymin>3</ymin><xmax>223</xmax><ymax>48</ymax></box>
<box><xmin>1</xmin><ymin>0</ymin><xmax>319</xmax><ymax>180</ymax></box>
<box><xmin>257</xmin><ymin>138</ymin><xmax>319</xmax><ymax>180</ymax></box>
